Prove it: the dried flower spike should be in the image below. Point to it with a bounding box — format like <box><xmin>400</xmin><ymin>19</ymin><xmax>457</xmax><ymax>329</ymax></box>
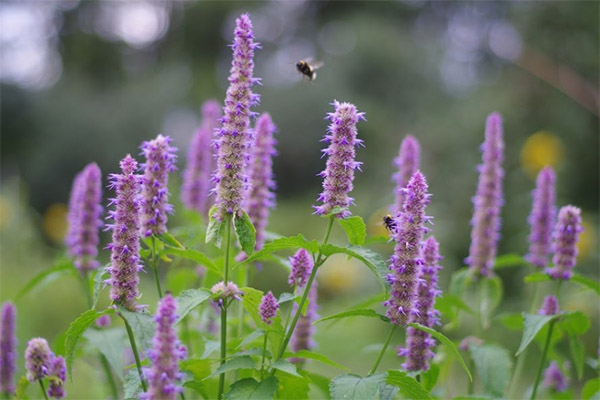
<box><xmin>546</xmin><ymin>205</ymin><xmax>583</xmax><ymax>280</ymax></box>
<box><xmin>259</xmin><ymin>291</ymin><xmax>279</xmax><ymax>325</ymax></box>
<box><xmin>314</xmin><ymin>100</ymin><xmax>365</xmax><ymax>219</ymax></box>
<box><xmin>392</xmin><ymin>135</ymin><xmax>420</xmax><ymax>215</ymax></box>
<box><xmin>288</xmin><ymin>249</ymin><xmax>314</xmax><ymax>288</ymax></box>
<box><xmin>25</xmin><ymin>338</ymin><xmax>52</xmax><ymax>382</ymax></box>
<box><xmin>526</xmin><ymin>166</ymin><xmax>556</xmax><ymax>268</ymax></box>
<box><xmin>0</xmin><ymin>302</ymin><xmax>17</xmax><ymax>395</ymax></box>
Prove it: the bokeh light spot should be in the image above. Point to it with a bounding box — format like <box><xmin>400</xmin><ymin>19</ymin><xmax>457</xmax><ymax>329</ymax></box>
<box><xmin>319</xmin><ymin>255</ymin><xmax>360</xmax><ymax>293</ymax></box>
<box><xmin>577</xmin><ymin>217</ymin><xmax>595</xmax><ymax>261</ymax></box>
<box><xmin>520</xmin><ymin>131</ymin><xmax>564</xmax><ymax>178</ymax></box>
<box><xmin>43</xmin><ymin>203</ymin><xmax>68</xmax><ymax>244</ymax></box>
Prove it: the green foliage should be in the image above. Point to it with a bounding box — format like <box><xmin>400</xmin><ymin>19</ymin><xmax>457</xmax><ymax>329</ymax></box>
<box><xmin>237</xmin><ymin>329</ymin><xmax>266</xmax><ymax>349</ymax></box>
<box><xmin>236</xmin><ymin>235</ymin><xmax>320</xmax><ymax>267</ymax></box>
<box><xmin>569</xmin><ymin>335</ymin><xmax>585</xmax><ymax>379</ymax></box>
<box><xmin>271</xmin><ymin>359</ymin><xmax>302</xmax><ymax>377</ymax></box>
<box><xmin>282</xmin><ymin>350</ymin><xmax>349</xmax><ymax>370</ymax></box>
<box><xmin>118</xmin><ymin>308</ymin><xmax>155</xmax><ymax>351</ymax></box>
<box><xmin>385</xmin><ymin>370</ymin><xmax>432</xmax><ymax>400</ymax></box>
<box><xmin>15</xmin><ymin>259</ymin><xmax>78</xmax><ymax>301</ymax></box>
<box><xmin>15</xmin><ymin>376</ymin><xmax>29</xmax><ymax>400</ymax></box>
<box><xmin>582</xmin><ymin>377</ymin><xmax>600</xmax><ymax>400</ymax></box>
<box><xmin>162</xmin><ymin>247</ymin><xmax>221</xmax><ymax>277</ymax></box>
<box><xmin>123</xmin><ymin>369</ymin><xmax>142</xmax><ymax>399</ymax></box>
<box><xmin>276</xmin><ymin>372</ymin><xmax>310</xmax><ymax>399</ymax></box>
<box><xmin>496</xmin><ymin>313</ymin><xmax>523</xmax><ymax>331</ymax></box>
<box><xmin>559</xmin><ymin>310</ymin><xmax>591</xmax><ymax>336</ymax></box>
<box><xmin>524</xmin><ymin>272</ymin><xmax>551</xmax><ymax>283</ymax></box>
<box><xmin>209</xmin><ymin>356</ymin><xmax>255</xmax><ymax>378</ymax></box>
<box><xmin>337</xmin><ymin>216</ymin><xmax>367</xmax><ymax>245</ymax></box>
<box><xmin>479</xmin><ymin>275</ymin><xmax>503</xmax><ymax>330</ymax></box>
<box><xmin>516</xmin><ymin>313</ymin><xmax>558</xmax><ymax>355</ymax></box>
<box><xmin>166</xmin><ymin>267</ymin><xmax>199</xmax><ymax>295</ymax></box>
<box><xmin>233</xmin><ymin>210</ymin><xmax>256</xmax><ymax>255</ymax></box>
<box><xmin>493</xmin><ymin>253</ymin><xmax>528</xmax><ymax>269</ymax></box>
<box><xmin>571</xmin><ymin>273</ymin><xmax>600</xmax><ymax>295</ymax></box>
<box><xmin>316</xmin><ymin>308</ymin><xmax>389</xmax><ymax>324</ymax></box>
<box><xmin>92</xmin><ymin>266</ymin><xmax>109</xmax><ymax>309</ymax></box>
<box><xmin>277</xmin><ymin>292</ymin><xmax>297</xmax><ymax>304</ymax></box>
<box><xmin>225</xmin><ymin>377</ymin><xmax>279</xmax><ymax>400</ymax></box>
<box><xmin>174</xmin><ymin>288</ymin><xmax>211</xmax><ymax>325</ymax></box>
<box><xmin>468</xmin><ymin>343</ymin><xmax>513</xmax><ymax>397</ymax></box>
<box><xmin>156</xmin><ymin>231</ymin><xmax>185</xmax><ymax>249</ymax></box>
<box><xmin>206</xmin><ymin>205</ymin><xmax>226</xmax><ymax>248</ymax></box>
<box><xmin>319</xmin><ymin>244</ymin><xmax>389</xmax><ymax>291</ymax></box>
<box><xmin>449</xmin><ymin>268</ymin><xmax>474</xmax><ymax>296</ymax></box>
<box><xmin>84</xmin><ymin>328</ymin><xmax>127</xmax><ymax>381</ymax></box>
<box><xmin>420</xmin><ymin>363</ymin><xmax>440</xmax><ymax>392</ymax></box>
<box><xmin>330</xmin><ymin>373</ymin><xmax>384</xmax><ymax>400</ymax></box>
<box><xmin>180</xmin><ymin>358</ymin><xmax>212</xmax><ymax>381</ymax></box>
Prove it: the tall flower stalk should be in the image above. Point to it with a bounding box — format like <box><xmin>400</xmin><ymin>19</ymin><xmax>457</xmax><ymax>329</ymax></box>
<box><xmin>546</xmin><ymin>205</ymin><xmax>583</xmax><ymax>280</ymax></box>
<box><xmin>526</xmin><ymin>166</ymin><xmax>556</xmax><ymax>268</ymax></box>
<box><xmin>392</xmin><ymin>135</ymin><xmax>420</xmax><ymax>216</ymax></box>
<box><xmin>466</xmin><ymin>112</ymin><xmax>504</xmax><ymax>278</ymax></box>
<box><xmin>0</xmin><ymin>302</ymin><xmax>16</xmax><ymax>396</ymax></box>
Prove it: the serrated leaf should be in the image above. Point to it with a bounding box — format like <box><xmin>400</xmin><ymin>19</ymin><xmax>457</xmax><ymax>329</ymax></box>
<box><xmin>468</xmin><ymin>343</ymin><xmax>512</xmax><ymax>397</ymax></box>
<box><xmin>316</xmin><ymin>308</ymin><xmax>389</xmax><ymax>324</ymax></box>
<box><xmin>493</xmin><ymin>253</ymin><xmax>527</xmax><ymax>269</ymax></box>
<box><xmin>225</xmin><ymin>377</ymin><xmax>278</xmax><ymax>400</ymax></box>
<box><xmin>560</xmin><ymin>311</ymin><xmax>590</xmax><ymax>336</ymax></box>
<box><xmin>180</xmin><ymin>358</ymin><xmax>212</xmax><ymax>381</ymax></box>
<box><xmin>572</xmin><ymin>273</ymin><xmax>600</xmax><ymax>295</ymax></box>
<box><xmin>385</xmin><ymin>370</ymin><xmax>432</xmax><ymax>400</ymax></box>
<box><xmin>118</xmin><ymin>308</ymin><xmax>155</xmax><ymax>351</ymax></box>
<box><xmin>174</xmin><ymin>288</ymin><xmax>211</xmax><ymax>325</ymax></box>
<box><xmin>156</xmin><ymin>232</ymin><xmax>185</xmax><ymax>249</ymax></box>
<box><xmin>276</xmin><ymin>372</ymin><xmax>310</xmax><ymax>400</ymax></box>
<box><xmin>124</xmin><ymin>369</ymin><xmax>142</xmax><ymax>399</ymax></box>
<box><xmin>320</xmin><ymin>244</ymin><xmax>389</xmax><ymax>291</ymax></box>
<box><xmin>283</xmin><ymin>350</ymin><xmax>350</xmax><ymax>371</ymax></box>
<box><xmin>407</xmin><ymin>323</ymin><xmax>472</xmax><ymax>382</ymax></box>
<box><xmin>183</xmin><ymin>379</ymin><xmax>206</xmax><ymax>396</ymax></box>
<box><xmin>84</xmin><ymin>328</ymin><xmax>126</xmax><ymax>381</ymax></box>
<box><xmin>271</xmin><ymin>359</ymin><xmax>301</xmax><ymax>377</ymax></box>
<box><xmin>479</xmin><ymin>275</ymin><xmax>503</xmax><ymax>330</ymax></box>
<box><xmin>237</xmin><ymin>329</ymin><xmax>266</xmax><ymax>349</ymax></box>
<box><xmin>569</xmin><ymin>335</ymin><xmax>585</xmax><ymax>379</ymax></box>
<box><xmin>15</xmin><ymin>376</ymin><xmax>29</xmax><ymax>399</ymax></box>
<box><xmin>65</xmin><ymin>308</ymin><xmax>114</xmax><ymax>378</ymax></box>
<box><xmin>516</xmin><ymin>313</ymin><xmax>559</xmax><ymax>355</ymax></box>
<box><xmin>15</xmin><ymin>259</ymin><xmax>77</xmax><ymax>301</ymax></box>
<box><xmin>233</xmin><ymin>210</ymin><xmax>256</xmax><ymax>255</ymax></box>
<box><xmin>330</xmin><ymin>373</ymin><xmax>384</xmax><ymax>400</ymax></box>
<box><xmin>162</xmin><ymin>247</ymin><xmax>221</xmax><ymax>277</ymax></box>
<box><xmin>206</xmin><ymin>205</ymin><xmax>225</xmax><ymax>248</ymax></box>
<box><xmin>235</xmin><ymin>235</ymin><xmax>319</xmax><ymax>267</ymax></box>
<box><xmin>208</xmin><ymin>356</ymin><xmax>255</xmax><ymax>378</ymax></box>
<box><xmin>582</xmin><ymin>377</ymin><xmax>600</xmax><ymax>400</ymax></box>
<box><xmin>524</xmin><ymin>272</ymin><xmax>551</xmax><ymax>283</ymax></box>
<box><xmin>338</xmin><ymin>216</ymin><xmax>367</xmax><ymax>246</ymax></box>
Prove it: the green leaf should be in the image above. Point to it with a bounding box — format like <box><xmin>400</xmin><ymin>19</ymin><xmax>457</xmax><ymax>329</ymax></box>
<box><xmin>277</xmin><ymin>292</ymin><xmax>297</xmax><ymax>304</ymax></box>
<box><xmin>233</xmin><ymin>210</ymin><xmax>256</xmax><ymax>255</ymax></box>
<box><xmin>236</xmin><ymin>235</ymin><xmax>319</xmax><ymax>267</ymax></box>
<box><xmin>320</xmin><ymin>244</ymin><xmax>389</xmax><ymax>291</ymax></box>
<box><xmin>15</xmin><ymin>376</ymin><xmax>29</xmax><ymax>400</ymax></box>
<box><xmin>156</xmin><ymin>232</ymin><xmax>185</xmax><ymax>249</ymax></box>
<box><xmin>479</xmin><ymin>275</ymin><xmax>503</xmax><ymax>330</ymax></box>
<box><xmin>493</xmin><ymin>253</ymin><xmax>527</xmax><ymax>269</ymax></box>
<box><xmin>83</xmin><ymin>328</ymin><xmax>126</xmax><ymax>381</ymax></box>
<box><xmin>180</xmin><ymin>358</ymin><xmax>212</xmax><ymax>381</ymax></box>
<box><xmin>435</xmin><ymin>294</ymin><xmax>474</xmax><ymax>322</ymax></box>
<box><xmin>237</xmin><ymin>329</ymin><xmax>266</xmax><ymax>349</ymax></box>
<box><xmin>118</xmin><ymin>308</ymin><xmax>155</xmax><ymax>351</ymax></box>
<box><xmin>378</xmin><ymin>380</ymin><xmax>399</xmax><ymax>400</ymax></box>
<box><xmin>516</xmin><ymin>313</ymin><xmax>558</xmax><ymax>355</ymax></box>
<box><xmin>208</xmin><ymin>356</ymin><xmax>255</xmax><ymax>378</ymax></box>
<box><xmin>15</xmin><ymin>259</ymin><xmax>77</xmax><ymax>301</ymax></box>
<box><xmin>420</xmin><ymin>363</ymin><xmax>439</xmax><ymax>392</ymax></box>
<box><xmin>338</xmin><ymin>216</ymin><xmax>367</xmax><ymax>246</ymax></box>
<box><xmin>449</xmin><ymin>268</ymin><xmax>474</xmax><ymax>296</ymax></box>
<box><xmin>174</xmin><ymin>288</ymin><xmax>211</xmax><ymax>325</ymax></box>
<box><xmin>92</xmin><ymin>266</ymin><xmax>109</xmax><ymax>309</ymax></box>
<box><xmin>276</xmin><ymin>372</ymin><xmax>310</xmax><ymax>400</ymax></box>
<box><xmin>271</xmin><ymin>359</ymin><xmax>301</xmax><ymax>377</ymax></box>
<box><xmin>582</xmin><ymin>377</ymin><xmax>600</xmax><ymax>400</ymax></box>
<box><xmin>65</xmin><ymin>308</ymin><xmax>114</xmax><ymax>378</ymax></box>
<box><xmin>407</xmin><ymin>323</ymin><xmax>472</xmax><ymax>382</ymax></box>
<box><xmin>124</xmin><ymin>369</ymin><xmax>142</xmax><ymax>399</ymax></box>
<box><xmin>162</xmin><ymin>247</ymin><xmax>221</xmax><ymax>277</ymax></box>
<box><xmin>206</xmin><ymin>205</ymin><xmax>225</xmax><ymax>248</ymax></box>
<box><xmin>306</xmin><ymin>372</ymin><xmax>331</xmax><ymax>396</ymax></box>
<box><xmin>524</xmin><ymin>272</ymin><xmax>551</xmax><ymax>283</ymax></box>
<box><xmin>496</xmin><ymin>313</ymin><xmax>523</xmax><ymax>331</ymax></box>
<box><xmin>468</xmin><ymin>343</ymin><xmax>512</xmax><ymax>397</ymax></box>
<box><xmin>572</xmin><ymin>273</ymin><xmax>600</xmax><ymax>295</ymax></box>
<box><xmin>330</xmin><ymin>373</ymin><xmax>385</xmax><ymax>400</ymax></box>
<box><xmin>165</xmin><ymin>267</ymin><xmax>199</xmax><ymax>295</ymax></box>
<box><xmin>569</xmin><ymin>335</ymin><xmax>585</xmax><ymax>379</ymax></box>
<box><xmin>316</xmin><ymin>308</ymin><xmax>389</xmax><ymax>324</ymax></box>
<box><xmin>282</xmin><ymin>350</ymin><xmax>350</xmax><ymax>371</ymax></box>
<box><xmin>385</xmin><ymin>370</ymin><xmax>432</xmax><ymax>400</ymax></box>
<box><xmin>183</xmin><ymin>380</ymin><xmax>206</xmax><ymax>396</ymax></box>
<box><xmin>225</xmin><ymin>377</ymin><xmax>278</xmax><ymax>400</ymax></box>
<box><xmin>324</xmin><ymin>206</ymin><xmax>348</xmax><ymax>218</ymax></box>
<box><xmin>560</xmin><ymin>311</ymin><xmax>591</xmax><ymax>336</ymax></box>
<box><xmin>241</xmin><ymin>287</ymin><xmax>285</xmax><ymax>356</ymax></box>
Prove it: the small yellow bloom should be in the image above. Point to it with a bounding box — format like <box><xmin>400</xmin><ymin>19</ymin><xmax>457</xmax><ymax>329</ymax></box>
<box><xmin>43</xmin><ymin>203</ymin><xmax>68</xmax><ymax>244</ymax></box>
<box><xmin>521</xmin><ymin>131</ymin><xmax>564</xmax><ymax>178</ymax></box>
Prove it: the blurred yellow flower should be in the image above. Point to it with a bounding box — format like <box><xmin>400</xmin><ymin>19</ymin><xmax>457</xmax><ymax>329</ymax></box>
<box><xmin>367</xmin><ymin>207</ymin><xmax>390</xmax><ymax>238</ymax></box>
<box><xmin>43</xmin><ymin>203</ymin><xmax>68</xmax><ymax>244</ymax></box>
<box><xmin>0</xmin><ymin>195</ymin><xmax>12</xmax><ymax>229</ymax></box>
<box><xmin>520</xmin><ymin>131</ymin><xmax>564</xmax><ymax>178</ymax></box>
<box><xmin>577</xmin><ymin>217</ymin><xmax>595</xmax><ymax>261</ymax></box>
<box><xmin>318</xmin><ymin>254</ymin><xmax>360</xmax><ymax>293</ymax></box>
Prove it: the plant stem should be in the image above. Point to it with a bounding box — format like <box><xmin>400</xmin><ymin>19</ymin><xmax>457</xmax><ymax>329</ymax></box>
<box><xmin>99</xmin><ymin>353</ymin><xmax>119</xmax><ymax>400</ymax></box>
<box><xmin>122</xmin><ymin>316</ymin><xmax>147</xmax><ymax>392</ymax></box>
<box><xmin>260</xmin><ymin>332</ymin><xmax>269</xmax><ymax>378</ymax></box>
<box><xmin>282</xmin><ymin>287</ymin><xmax>296</xmax><ymax>333</ymax></box>
<box><xmin>369</xmin><ymin>324</ymin><xmax>397</xmax><ymax>375</ymax></box>
<box><xmin>468</xmin><ymin>357</ymin><xmax>475</xmax><ymax>395</ymax></box>
<box><xmin>530</xmin><ymin>319</ymin><xmax>555</xmax><ymax>400</ymax></box>
<box><xmin>217</xmin><ymin>216</ymin><xmax>232</xmax><ymax>400</ymax></box>
<box><xmin>79</xmin><ymin>271</ymin><xmax>93</xmax><ymax>309</ymax></box>
<box><xmin>38</xmin><ymin>380</ymin><xmax>49</xmax><ymax>400</ymax></box>
<box><xmin>151</xmin><ymin>235</ymin><xmax>163</xmax><ymax>298</ymax></box>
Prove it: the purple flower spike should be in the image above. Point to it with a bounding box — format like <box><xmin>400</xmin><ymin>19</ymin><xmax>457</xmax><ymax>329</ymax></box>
<box><xmin>466</xmin><ymin>112</ymin><xmax>504</xmax><ymax>277</ymax></box>
<box><xmin>259</xmin><ymin>291</ymin><xmax>279</xmax><ymax>325</ymax></box>
<box><xmin>400</xmin><ymin>236</ymin><xmax>442</xmax><ymax>371</ymax></box>
<box><xmin>95</xmin><ymin>315</ymin><xmax>111</xmax><ymax>327</ymax></box>
<box><xmin>288</xmin><ymin>249</ymin><xmax>314</xmax><ymax>288</ymax></box>
<box><xmin>25</xmin><ymin>338</ymin><xmax>52</xmax><ymax>382</ymax></box>
<box><xmin>108</xmin><ymin>155</ymin><xmax>143</xmax><ymax>312</ymax></box>
<box><xmin>47</xmin><ymin>356</ymin><xmax>66</xmax><ymax>399</ymax></box>
<box><xmin>143</xmin><ymin>294</ymin><xmax>187</xmax><ymax>400</ymax></box>
<box><xmin>384</xmin><ymin>171</ymin><xmax>432</xmax><ymax>326</ymax></box>
<box><xmin>140</xmin><ymin>134</ymin><xmax>177</xmax><ymax>237</ymax></box>
<box><xmin>247</xmin><ymin>113</ymin><xmax>277</xmax><ymax>250</ymax></box>
<box><xmin>313</xmin><ymin>101</ymin><xmax>365</xmax><ymax>219</ymax></box>
<box><xmin>546</xmin><ymin>205</ymin><xmax>583</xmax><ymax>281</ymax></box>
<box><xmin>392</xmin><ymin>135</ymin><xmax>420</xmax><ymax>215</ymax></box>
<box><xmin>213</xmin><ymin>14</ymin><xmax>261</xmax><ymax>220</ymax></box>
<box><xmin>538</xmin><ymin>295</ymin><xmax>559</xmax><ymax>316</ymax></box>
<box><xmin>290</xmin><ymin>283</ymin><xmax>319</xmax><ymax>363</ymax></box>
<box><xmin>0</xmin><ymin>302</ymin><xmax>17</xmax><ymax>395</ymax></box>
<box><xmin>543</xmin><ymin>361</ymin><xmax>568</xmax><ymax>392</ymax></box>
<box><xmin>182</xmin><ymin>99</ymin><xmax>221</xmax><ymax>215</ymax></box>
<box><xmin>526</xmin><ymin>166</ymin><xmax>557</xmax><ymax>268</ymax></box>
<box><xmin>65</xmin><ymin>163</ymin><xmax>103</xmax><ymax>271</ymax></box>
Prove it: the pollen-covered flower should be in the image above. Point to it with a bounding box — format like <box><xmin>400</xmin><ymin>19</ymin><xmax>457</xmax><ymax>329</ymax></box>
<box><xmin>543</xmin><ymin>361</ymin><xmax>568</xmax><ymax>392</ymax></box>
<box><xmin>106</xmin><ymin>155</ymin><xmax>143</xmax><ymax>312</ymax></box>
<box><xmin>314</xmin><ymin>101</ymin><xmax>365</xmax><ymax>219</ymax></box>
<box><xmin>25</xmin><ymin>338</ymin><xmax>52</xmax><ymax>381</ymax></box>
<box><xmin>538</xmin><ymin>295</ymin><xmax>559</xmax><ymax>316</ymax></box>
<box><xmin>384</xmin><ymin>171</ymin><xmax>431</xmax><ymax>325</ymax></box>
<box><xmin>143</xmin><ymin>294</ymin><xmax>187</xmax><ymax>400</ymax></box>
<box><xmin>211</xmin><ymin>281</ymin><xmax>243</xmax><ymax>307</ymax></box>
<box><xmin>181</xmin><ymin>99</ymin><xmax>221</xmax><ymax>215</ymax></box>
<box><xmin>65</xmin><ymin>163</ymin><xmax>103</xmax><ymax>271</ymax></box>
<box><xmin>546</xmin><ymin>205</ymin><xmax>583</xmax><ymax>281</ymax></box>
<box><xmin>46</xmin><ymin>356</ymin><xmax>66</xmax><ymax>399</ymax></box>
<box><xmin>259</xmin><ymin>291</ymin><xmax>279</xmax><ymax>325</ymax></box>
<box><xmin>399</xmin><ymin>236</ymin><xmax>442</xmax><ymax>371</ymax></box>
<box><xmin>392</xmin><ymin>135</ymin><xmax>420</xmax><ymax>215</ymax></box>
<box><xmin>212</xmin><ymin>14</ymin><xmax>261</xmax><ymax>220</ymax></box>
<box><xmin>0</xmin><ymin>302</ymin><xmax>17</xmax><ymax>395</ymax></box>
<box><xmin>466</xmin><ymin>112</ymin><xmax>504</xmax><ymax>277</ymax></box>
<box><xmin>247</xmin><ymin>113</ymin><xmax>277</xmax><ymax>250</ymax></box>
<box><xmin>288</xmin><ymin>249</ymin><xmax>314</xmax><ymax>288</ymax></box>
<box><xmin>140</xmin><ymin>134</ymin><xmax>177</xmax><ymax>237</ymax></box>
<box><xmin>290</xmin><ymin>283</ymin><xmax>319</xmax><ymax>363</ymax></box>
<box><xmin>526</xmin><ymin>166</ymin><xmax>556</xmax><ymax>268</ymax></box>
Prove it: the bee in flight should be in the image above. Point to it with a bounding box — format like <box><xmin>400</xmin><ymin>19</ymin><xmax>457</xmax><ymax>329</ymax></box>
<box><xmin>382</xmin><ymin>214</ymin><xmax>397</xmax><ymax>234</ymax></box>
<box><xmin>296</xmin><ymin>58</ymin><xmax>324</xmax><ymax>81</ymax></box>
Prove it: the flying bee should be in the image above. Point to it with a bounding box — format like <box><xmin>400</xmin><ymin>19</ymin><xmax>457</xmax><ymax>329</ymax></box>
<box><xmin>296</xmin><ymin>58</ymin><xmax>324</xmax><ymax>81</ymax></box>
<box><xmin>383</xmin><ymin>214</ymin><xmax>397</xmax><ymax>234</ymax></box>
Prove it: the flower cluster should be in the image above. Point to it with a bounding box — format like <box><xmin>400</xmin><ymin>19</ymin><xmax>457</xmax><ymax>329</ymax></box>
<box><xmin>0</xmin><ymin>302</ymin><xmax>16</xmax><ymax>395</ymax></box>
<box><xmin>259</xmin><ymin>291</ymin><xmax>279</xmax><ymax>325</ymax></box>
<box><xmin>25</xmin><ymin>338</ymin><xmax>66</xmax><ymax>399</ymax></box>
<box><xmin>526</xmin><ymin>166</ymin><xmax>556</xmax><ymax>268</ymax></box>
<box><xmin>211</xmin><ymin>281</ymin><xmax>243</xmax><ymax>308</ymax></box>
<box><xmin>392</xmin><ymin>135</ymin><xmax>420</xmax><ymax>216</ymax></box>
<box><xmin>546</xmin><ymin>205</ymin><xmax>583</xmax><ymax>280</ymax></box>
<box><xmin>314</xmin><ymin>101</ymin><xmax>365</xmax><ymax>219</ymax></box>
<box><xmin>288</xmin><ymin>249</ymin><xmax>314</xmax><ymax>288</ymax></box>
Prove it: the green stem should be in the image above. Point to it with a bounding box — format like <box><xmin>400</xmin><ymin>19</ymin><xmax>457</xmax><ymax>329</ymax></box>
<box><xmin>260</xmin><ymin>332</ymin><xmax>269</xmax><ymax>378</ymax></box>
<box><xmin>368</xmin><ymin>325</ymin><xmax>397</xmax><ymax>375</ymax></box>
<box><xmin>217</xmin><ymin>217</ymin><xmax>232</xmax><ymax>400</ymax></box>
<box><xmin>182</xmin><ymin>316</ymin><xmax>193</xmax><ymax>356</ymax></box>
<box><xmin>122</xmin><ymin>316</ymin><xmax>147</xmax><ymax>392</ymax></box>
<box><xmin>79</xmin><ymin>271</ymin><xmax>93</xmax><ymax>309</ymax></box>
<box><xmin>99</xmin><ymin>353</ymin><xmax>119</xmax><ymax>399</ymax></box>
<box><xmin>282</xmin><ymin>286</ymin><xmax>296</xmax><ymax>333</ymax></box>
<box><xmin>468</xmin><ymin>357</ymin><xmax>475</xmax><ymax>395</ymax></box>
<box><xmin>152</xmin><ymin>235</ymin><xmax>163</xmax><ymax>298</ymax></box>
<box><xmin>38</xmin><ymin>380</ymin><xmax>49</xmax><ymax>400</ymax></box>
<box><xmin>530</xmin><ymin>320</ymin><xmax>555</xmax><ymax>400</ymax></box>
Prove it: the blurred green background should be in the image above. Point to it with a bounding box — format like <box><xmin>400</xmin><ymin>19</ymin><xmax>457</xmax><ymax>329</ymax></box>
<box><xmin>1</xmin><ymin>1</ymin><xmax>598</xmax><ymax>398</ymax></box>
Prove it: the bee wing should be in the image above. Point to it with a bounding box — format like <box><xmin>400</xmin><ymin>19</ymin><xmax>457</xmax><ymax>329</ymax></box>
<box><xmin>304</xmin><ymin>57</ymin><xmax>314</xmax><ymax>64</ymax></box>
<box><xmin>311</xmin><ymin>61</ymin><xmax>324</xmax><ymax>70</ymax></box>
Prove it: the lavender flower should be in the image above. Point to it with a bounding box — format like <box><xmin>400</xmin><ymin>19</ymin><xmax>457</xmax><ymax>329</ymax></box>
<box><xmin>290</xmin><ymin>283</ymin><xmax>319</xmax><ymax>363</ymax></box>
<box><xmin>25</xmin><ymin>338</ymin><xmax>52</xmax><ymax>381</ymax></box>
<box><xmin>546</xmin><ymin>205</ymin><xmax>583</xmax><ymax>280</ymax></box>
<box><xmin>143</xmin><ymin>294</ymin><xmax>187</xmax><ymax>400</ymax></box>
<box><xmin>47</xmin><ymin>356</ymin><xmax>66</xmax><ymax>399</ymax></box>
<box><xmin>0</xmin><ymin>302</ymin><xmax>16</xmax><ymax>395</ymax></box>
<box><xmin>181</xmin><ymin>99</ymin><xmax>221</xmax><ymax>215</ymax></box>
<box><xmin>392</xmin><ymin>135</ymin><xmax>420</xmax><ymax>215</ymax></box>
<box><xmin>526</xmin><ymin>166</ymin><xmax>557</xmax><ymax>268</ymax></box>
<box><xmin>212</xmin><ymin>14</ymin><xmax>261</xmax><ymax>220</ymax></box>
<box><xmin>140</xmin><ymin>134</ymin><xmax>177</xmax><ymax>237</ymax></box>
<box><xmin>384</xmin><ymin>171</ymin><xmax>431</xmax><ymax>325</ymax></box>
<box><xmin>247</xmin><ymin>113</ymin><xmax>277</xmax><ymax>250</ymax></box>
<box><xmin>399</xmin><ymin>236</ymin><xmax>442</xmax><ymax>371</ymax></box>
<box><xmin>211</xmin><ymin>281</ymin><xmax>243</xmax><ymax>308</ymax></box>
<box><xmin>538</xmin><ymin>295</ymin><xmax>559</xmax><ymax>316</ymax></box>
<box><xmin>107</xmin><ymin>155</ymin><xmax>143</xmax><ymax>311</ymax></box>
<box><xmin>288</xmin><ymin>249</ymin><xmax>314</xmax><ymax>288</ymax></box>
<box><xmin>259</xmin><ymin>291</ymin><xmax>279</xmax><ymax>325</ymax></box>
<box><xmin>466</xmin><ymin>112</ymin><xmax>504</xmax><ymax>277</ymax></box>
<box><xmin>543</xmin><ymin>361</ymin><xmax>568</xmax><ymax>392</ymax></box>
<box><xmin>314</xmin><ymin>101</ymin><xmax>365</xmax><ymax>219</ymax></box>
<box><xmin>65</xmin><ymin>163</ymin><xmax>103</xmax><ymax>271</ymax></box>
